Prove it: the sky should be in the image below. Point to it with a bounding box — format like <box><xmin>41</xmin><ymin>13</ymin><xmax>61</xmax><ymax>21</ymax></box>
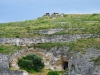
<box><xmin>0</xmin><ymin>0</ymin><xmax>100</xmax><ymax>23</ymax></box>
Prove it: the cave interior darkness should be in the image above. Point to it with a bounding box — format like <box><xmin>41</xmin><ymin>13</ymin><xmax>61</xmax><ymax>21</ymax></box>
<box><xmin>63</xmin><ymin>61</ymin><xmax>68</xmax><ymax>70</ymax></box>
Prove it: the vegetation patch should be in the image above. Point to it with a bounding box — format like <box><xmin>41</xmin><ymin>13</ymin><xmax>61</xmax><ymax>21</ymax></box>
<box><xmin>47</xmin><ymin>71</ymin><xmax>59</xmax><ymax>75</ymax></box>
<box><xmin>0</xmin><ymin>44</ymin><xmax>22</xmax><ymax>54</ymax></box>
<box><xmin>18</xmin><ymin>54</ymin><xmax>44</xmax><ymax>72</ymax></box>
<box><xmin>0</xmin><ymin>14</ymin><xmax>100</xmax><ymax>38</ymax></box>
<box><xmin>28</xmin><ymin>69</ymin><xmax>62</xmax><ymax>75</ymax></box>
<box><xmin>0</xmin><ymin>38</ymin><xmax>100</xmax><ymax>54</ymax></box>
<box><xmin>32</xmin><ymin>38</ymin><xmax>100</xmax><ymax>53</ymax></box>
<box><xmin>92</xmin><ymin>56</ymin><xmax>100</xmax><ymax>65</ymax></box>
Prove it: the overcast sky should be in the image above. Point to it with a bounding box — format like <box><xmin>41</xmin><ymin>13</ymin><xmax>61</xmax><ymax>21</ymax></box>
<box><xmin>0</xmin><ymin>0</ymin><xmax>100</xmax><ymax>23</ymax></box>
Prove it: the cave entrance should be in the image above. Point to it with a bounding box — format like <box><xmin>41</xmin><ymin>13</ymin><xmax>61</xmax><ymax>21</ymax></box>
<box><xmin>63</xmin><ymin>61</ymin><xmax>68</xmax><ymax>70</ymax></box>
<box><xmin>54</xmin><ymin>57</ymin><xmax>68</xmax><ymax>71</ymax></box>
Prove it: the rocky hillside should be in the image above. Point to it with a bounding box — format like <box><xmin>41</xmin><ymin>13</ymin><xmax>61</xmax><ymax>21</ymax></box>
<box><xmin>0</xmin><ymin>13</ymin><xmax>100</xmax><ymax>75</ymax></box>
<box><xmin>0</xmin><ymin>13</ymin><xmax>100</xmax><ymax>54</ymax></box>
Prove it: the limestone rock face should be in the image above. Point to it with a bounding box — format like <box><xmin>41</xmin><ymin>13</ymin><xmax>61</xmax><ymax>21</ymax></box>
<box><xmin>67</xmin><ymin>48</ymin><xmax>100</xmax><ymax>75</ymax></box>
<box><xmin>48</xmin><ymin>47</ymin><xmax>100</xmax><ymax>75</ymax></box>
<box><xmin>0</xmin><ymin>53</ymin><xmax>27</xmax><ymax>75</ymax></box>
<box><xmin>8</xmin><ymin>46</ymin><xmax>100</xmax><ymax>75</ymax></box>
<box><xmin>1</xmin><ymin>46</ymin><xmax>100</xmax><ymax>75</ymax></box>
<box><xmin>9</xmin><ymin>48</ymin><xmax>68</xmax><ymax>71</ymax></box>
<box><xmin>93</xmin><ymin>65</ymin><xmax>100</xmax><ymax>75</ymax></box>
<box><xmin>0</xmin><ymin>34</ymin><xmax>97</xmax><ymax>46</ymax></box>
<box><xmin>35</xmin><ymin>28</ymin><xmax>64</xmax><ymax>34</ymax></box>
<box><xmin>0</xmin><ymin>53</ymin><xmax>9</xmax><ymax>68</ymax></box>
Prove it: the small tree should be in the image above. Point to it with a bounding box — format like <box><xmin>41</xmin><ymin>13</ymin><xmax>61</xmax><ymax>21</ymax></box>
<box><xmin>47</xmin><ymin>71</ymin><xmax>59</xmax><ymax>75</ymax></box>
<box><xmin>18</xmin><ymin>54</ymin><xmax>44</xmax><ymax>72</ymax></box>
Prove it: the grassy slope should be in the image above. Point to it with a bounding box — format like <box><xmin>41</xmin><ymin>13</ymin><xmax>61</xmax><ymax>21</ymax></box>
<box><xmin>32</xmin><ymin>38</ymin><xmax>100</xmax><ymax>53</ymax></box>
<box><xmin>0</xmin><ymin>14</ymin><xmax>100</xmax><ymax>38</ymax></box>
<box><xmin>1</xmin><ymin>38</ymin><xmax>100</xmax><ymax>54</ymax></box>
<box><xmin>0</xmin><ymin>44</ymin><xmax>26</xmax><ymax>54</ymax></box>
<box><xmin>0</xmin><ymin>14</ymin><xmax>100</xmax><ymax>54</ymax></box>
<box><xmin>1</xmin><ymin>14</ymin><xmax>100</xmax><ymax>74</ymax></box>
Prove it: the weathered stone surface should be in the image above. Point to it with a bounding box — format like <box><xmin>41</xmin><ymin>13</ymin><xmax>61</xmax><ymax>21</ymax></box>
<box><xmin>67</xmin><ymin>48</ymin><xmax>100</xmax><ymax>75</ymax></box>
<box><xmin>0</xmin><ymin>53</ymin><xmax>9</xmax><ymax>68</ymax></box>
<box><xmin>0</xmin><ymin>53</ymin><xmax>28</xmax><ymax>75</ymax></box>
<box><xmin>1</xmin><ymin>46</ymin><xmax>100</xmax><ymax>75</ymax></box>
<box><xmin>8</xmin><ymin>46</ymin><xmax>100</xmax><ymax>75</ymax></box>
<box><xmin>35</xmin><ymin>28</ymin><xmax>64</xmax><ymax>34</ymax></box>
<box><xmin>0</xmin><ymin>34</ymin><xmax>100</xmax><ymax>75</ymax></box>
<box><xmin>0</xmin><ymin>34</ymin><xmax>98</xmax><ymax>46</ymax></box>
<box><xmin>9</xmin><ymin>48</ymin><xmax>68</xmax><ymax>71</ymax></box>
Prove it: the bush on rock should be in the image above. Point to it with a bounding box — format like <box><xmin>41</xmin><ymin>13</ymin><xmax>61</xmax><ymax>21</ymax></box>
<box><xmin>18</xmin><ymin>54</ymin><xmax>44</xmax><ymax>72</ymax></box>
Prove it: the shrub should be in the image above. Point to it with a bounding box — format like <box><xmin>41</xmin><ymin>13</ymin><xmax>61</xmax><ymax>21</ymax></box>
<box><xmin>18</xmin><ymin>54</ymin><xmax>44</xmax><ymax>72</ymax></box>
<box><xmin>47</xmin><ymin>71</ymin><xmax>59</xmax><ymax>75</ymax></box>
<box><xmin>92</xmin><ymin>56</ymin><xmax>100</xmax><ymax>65</ymax></box>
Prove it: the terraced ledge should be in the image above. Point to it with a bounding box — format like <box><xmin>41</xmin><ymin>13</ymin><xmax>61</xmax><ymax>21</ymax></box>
<box><xmin>0</xmin><ymin>34</ymin><xmax>99</xmax><ymax>46</ymax></box>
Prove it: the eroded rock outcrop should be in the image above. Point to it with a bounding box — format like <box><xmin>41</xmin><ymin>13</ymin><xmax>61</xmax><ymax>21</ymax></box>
<box><xmin>8</xmin><ymin>46</ymin><xmax>100</xmax><ymax>75</ymax></box>
<box><xmin>0</xmin><ymin>34</ymin><xmax>97</xmax><ymax>46</ymax></box>
<box><xmin>0</xmin><ymin>53</ymin><xmax>28</xmax><ymax>75</ymax></box>
<box><xmin>0</xmin><ymin>34</ymin><xmax>100</xmax><ymax>75</ymax></box>
<box><xmin>9</xmin><ymin>47</ymin><xmax>68</xmax><ymax>71</ymax></box>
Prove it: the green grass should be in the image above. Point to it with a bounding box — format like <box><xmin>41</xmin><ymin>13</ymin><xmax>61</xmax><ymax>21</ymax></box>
<box><xmin>0</xmin><ymin>38</ymin><xmax>100</xmax><ymax>54</ymax></box>
<box><xmin>0</xmin><ymin>14</ymin><xmax>100</xmax><ymax>38</ymax></box>
<box><xmin>92</xmin><ymin>56</ymin><xmax>100</xmax><ymax>65</ymax></box>
<box><xmin>0</xmin><ymin>44</ymin><xmax>25</xmax><ymax>54</ymax></box>
<box><xmin>29</xmin><ymin>69</ymin><xmax>62</xmax><ymax>75</ymax></box>
<box><xmin>32</xmin><ymin>38</ymin><xmax>100</xmax><ymax>53</ymax></box>
<box><xmin>0</xmin><ymin>14</ymin><xmax>100</xmax><ymax>54</ymax></box>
